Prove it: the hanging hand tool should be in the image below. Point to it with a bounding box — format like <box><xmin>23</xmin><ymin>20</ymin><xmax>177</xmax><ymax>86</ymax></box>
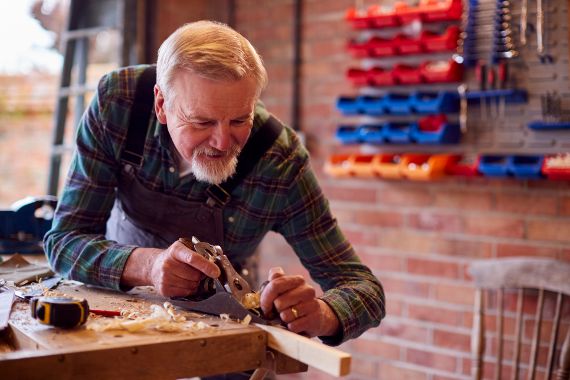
<box><xmin>30</xmin><ymin>296</ymin><xmax>90</xmax><ymax>328</ymax></box>
<box><xmin>476</xmin><ymin>61</ymin><xmax>487</xmax><ymax>121</ymax></box>
<box><xmin>458</xmin><ymin>84</ymin><xmax>468</xmax><ymax>134</ymax></box>
<box><xmin>498</xmin><ymin>61</ymin><xmax>508</xmax><ymax>117</ymax></box>
<box><xmin>172</xmin><ymin>237</ymin><xmax>278</xmax><ymax>325</ymax></box>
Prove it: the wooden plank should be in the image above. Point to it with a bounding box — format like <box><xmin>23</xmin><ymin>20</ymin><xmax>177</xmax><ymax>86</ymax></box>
<box><xmin>255</xmin><ymin>324</ymin><xmax>351</xmax><ymax>377</ymax></box>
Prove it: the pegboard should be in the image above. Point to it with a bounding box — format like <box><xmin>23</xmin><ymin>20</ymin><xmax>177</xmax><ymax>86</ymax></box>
<box><xmin>341</xmin><ymin>0</ymin><xmax>570</xmax><ymax>156</ymax></box>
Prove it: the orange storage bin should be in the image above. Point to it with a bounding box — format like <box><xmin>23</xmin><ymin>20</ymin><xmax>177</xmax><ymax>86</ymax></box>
<box><xmin>324</xmin><ymin>154</ymin><xmax>355</xmax><ymax>178</ymax></box>
<box><xmin>351</xmin><ymin>154</ymin><xmax>379</xmax><ymax>178</ymax></box>
<box><xmin>401</xmin><ymin>154</ymin><xmax>456</xmax><ymax>180</ymax></box>
<box><xmin>374</xmin><ymin>154</ymin><xmax>404</xmax><ymax>179</ymax></box>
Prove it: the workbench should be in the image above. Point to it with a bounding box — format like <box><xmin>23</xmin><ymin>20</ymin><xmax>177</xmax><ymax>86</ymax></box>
<box><xmin>0</xmin><ymin>281</ymin><xmax>349</xmax><ymax>379</ymax></box>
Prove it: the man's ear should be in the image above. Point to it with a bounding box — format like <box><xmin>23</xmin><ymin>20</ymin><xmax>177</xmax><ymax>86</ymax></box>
<box><xmin>154</xmin><ymin>84</ymin><xmax>167</xmax><ymax>124</ymax></box>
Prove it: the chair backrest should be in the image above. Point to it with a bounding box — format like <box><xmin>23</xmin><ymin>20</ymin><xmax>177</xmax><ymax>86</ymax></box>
<box><xmin>469</xmin><ymin>258</ymin><xmax>570</xmax><ymax>380</ymax></box>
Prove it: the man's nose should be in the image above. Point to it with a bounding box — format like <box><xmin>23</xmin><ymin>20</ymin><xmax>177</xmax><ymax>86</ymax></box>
<box><xmin>209</xmin><ymin>123</ymin><xmax>231</xmax><ymax>151</ymax></box>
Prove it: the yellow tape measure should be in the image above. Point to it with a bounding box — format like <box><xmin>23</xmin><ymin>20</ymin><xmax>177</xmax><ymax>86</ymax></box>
<box><xmin>30</xmin><ymin>296</ymin><xmax>89</xmax><ymax>328</ymax></box>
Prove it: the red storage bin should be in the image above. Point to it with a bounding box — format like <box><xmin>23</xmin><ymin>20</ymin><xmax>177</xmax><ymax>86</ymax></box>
<box><xmin>347</xmin><ymin>39</ymin><xmax>371</xmax><ymax>58</ymax></box>
<box><xmin>420</xmin><ymin>60</ymin><xmax>463</xmax><ymax>83</ymax></box>
<box><xmin>368</xmin><ymin>67</ymin><xmax>395</xmax><ymax>86</ymax></box>
<box><xmin>395</xmin><ymin>34</ymin><xmax>424</xmax><ymax>55</ymax></box>
<box><xmin>345</xmin><ymin>8</ymin><xmax>372</xmax><ymax>29</ymax></box>
<box><xmin>368</xmin><ymin>36</ymin><xmax>397</xmax><ymax>57</ymax></box>
<box><xmin>421</xmin><ymin>25</ymin><xmax>461</xmax><ymax>53</ymax></box>
<box><xmin>420</xmin><ymin>0</ymin><xmax>462</xmax><ymax>22</ymax></box>
<box><xmin>368</xmin><ymin>5</ymin><xmax>400</xmax><ymax>28</ymax></box>
<box><xmin>392</xmin><ymin>64</ymin><xmax>422</xmax><ymax>85</ymax></box>
<box><xmin>346</xmin><ymin>68</ymin><xmax>370</xmax><ymax>86</ymax></box>
<box><xmin>445</xmin><ymin>155</ymin><xmax>481</xmax><ymax>176</ymax></box>
<box><xmin>542</xmin><ymin>154</ymin><xmax>570</xmax><ymax>180</ymax></box>
<box><xmin>394</xmin><ymin>2</ymin><xmax>422</xmax><ymax>24</ymax></box>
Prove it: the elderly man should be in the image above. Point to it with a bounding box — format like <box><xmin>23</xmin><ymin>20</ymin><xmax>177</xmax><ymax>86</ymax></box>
<box><xmin>45</xmin><ymin>21</ymin><xmax>385</xmax><ymax>351</ymax></box>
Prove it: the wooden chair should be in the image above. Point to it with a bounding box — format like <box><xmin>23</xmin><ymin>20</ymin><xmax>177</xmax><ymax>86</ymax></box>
<box><xmin>469</xmin><ymin>258</ymin><xmax>570</xmax><ymax>380</ymax></box>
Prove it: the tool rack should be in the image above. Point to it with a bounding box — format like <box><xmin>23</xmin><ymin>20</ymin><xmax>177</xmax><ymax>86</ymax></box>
<box><xmin>328</xmin><ymin>0</ymin><xmax>570</xmax><ymax>181</ymax></box>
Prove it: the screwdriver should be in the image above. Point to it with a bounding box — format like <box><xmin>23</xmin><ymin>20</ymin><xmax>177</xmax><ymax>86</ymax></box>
<box><xmin>476</xmin><ymin>61</ymin><xmax>487</xmax><ymax>121</ymax></box>
<box><xmin>498</xmin><ymin>61</ymin><xmax>508</xmax><ymax>117</ymax></box>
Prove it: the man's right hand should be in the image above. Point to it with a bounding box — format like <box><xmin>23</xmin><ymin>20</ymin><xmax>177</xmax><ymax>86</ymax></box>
<box><xmin>120</xmin><ymin>240</ymin><xmax>221</xmax><ymax>297</ymax></box>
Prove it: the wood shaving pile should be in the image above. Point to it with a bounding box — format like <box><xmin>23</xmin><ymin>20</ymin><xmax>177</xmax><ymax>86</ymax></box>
<box><xmin>87</xmin><ymin>302</ymin><xmax>212</xmax><ymax>333</ymax></box>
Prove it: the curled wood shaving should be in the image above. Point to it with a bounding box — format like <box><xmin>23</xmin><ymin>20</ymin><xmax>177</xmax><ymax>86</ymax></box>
<box><xmin>242</xmin><ymin>292</ymin><xmax>260</xmax><ymax>309</ymax></box>
<box><xmin>87</xmin><ymin>303</ymin><xmax>211</xmax><ymax>333</ymax></box>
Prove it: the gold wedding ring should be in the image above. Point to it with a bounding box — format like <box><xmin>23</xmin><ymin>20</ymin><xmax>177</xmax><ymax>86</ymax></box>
<box><xmin>291</xmin><ymin>306</ymin><xmax>299</xmax><ymax>319</ymax></box>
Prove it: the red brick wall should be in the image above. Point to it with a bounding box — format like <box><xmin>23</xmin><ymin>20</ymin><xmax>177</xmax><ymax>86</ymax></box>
<box><xmin>232</xmin><ymin>1</ymin><xmax>570</xmax><ymax>379</ymax></box>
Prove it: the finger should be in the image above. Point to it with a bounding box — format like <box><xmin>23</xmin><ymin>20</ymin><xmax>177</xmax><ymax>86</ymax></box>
<box><xmin>268</xmin><ymin>267</ymin><xmax>285</xmax><ymax>280</ymax></box>
<box><xmin>273</xmin><ymin>284</ymin><xmax>316</xmax><ymax>312</ymax></box>
<box><xmin>161</xmin><ymin>259</ymin><xmax>204</xmax><ymax>282</ymax></box>
<box><xmin>172</xmin><ymin>242</ymin><xmax>221</xmax><ymax>278</ymax></box>
<box><xmin>287</xmin><ymin>315</ymin><xmax>315</xmax><ymax>337</ymax></box>
<box><xmin>280</xmin><ymin>300</ymin><xmax>319</xmax><ymax>324</ymax></box>
<box><xmin>259</xmin><ymin>275</ymin><xmax>305</xmax><ymax>314</ymax></box>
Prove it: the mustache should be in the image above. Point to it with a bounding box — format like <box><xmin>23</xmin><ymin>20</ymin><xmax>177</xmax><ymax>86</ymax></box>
<box><xmin>193</xmin><ymin>145</ymin><xmax>241</xmax><ymax>157</ymax></box>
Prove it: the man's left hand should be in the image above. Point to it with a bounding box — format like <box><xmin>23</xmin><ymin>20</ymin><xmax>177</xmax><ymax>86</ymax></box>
<box><xmin>259</xmin><ymin>267</ymin><xmax>340</xmax><ymax>338</ymax></box>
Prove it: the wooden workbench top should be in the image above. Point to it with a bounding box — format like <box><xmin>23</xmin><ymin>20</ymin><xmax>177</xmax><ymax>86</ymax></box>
<box><xmin>0</xmin><ymin>282</ymin><xmax>304</xmax><ymax>380</ymax></box>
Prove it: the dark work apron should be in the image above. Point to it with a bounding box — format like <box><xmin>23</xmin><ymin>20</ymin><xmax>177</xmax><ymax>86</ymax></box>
<box><xmin>106</xmin><ymin>163</ymin><xmax>223</xmax><ymax>248</ymax></box>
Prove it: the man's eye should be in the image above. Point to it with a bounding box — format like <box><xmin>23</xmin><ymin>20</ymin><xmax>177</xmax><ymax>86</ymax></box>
<box><xmin>195</xmin><ymin>121</ymin><xmax>215</xmax><ymax>127</ymax></box>
<box><xmin>231</xmin><ymin>119</ymin><xmax>248</xmax><ymax>126</ymax></box>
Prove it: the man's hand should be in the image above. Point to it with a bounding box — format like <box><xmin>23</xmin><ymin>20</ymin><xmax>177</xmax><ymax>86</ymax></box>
<box><xmin>121</xmin><ymin>240</ymin><xmax>221</xmax><ymax>297</ymax></box>
<box><xmin>259</xmin><ymin>267</ymin><xmax>340</xmax><ymax>338</ymax></box>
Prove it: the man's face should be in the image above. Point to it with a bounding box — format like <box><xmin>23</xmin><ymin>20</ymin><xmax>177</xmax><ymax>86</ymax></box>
<box><xmin>154</xmin><ymin>70</ymin><xmax>258</xmax><ymax>184</ymax></box>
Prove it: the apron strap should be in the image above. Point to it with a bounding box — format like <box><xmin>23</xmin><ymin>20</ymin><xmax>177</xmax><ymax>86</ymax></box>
<box><xmin>121</xmin><ymin>65</ymin><xmax>284</xmax><ymax>206</ymax></box>
<box><xmin>121</xmin><ymin>65</ymin><xmax>158</xmax><ymax>167</ymax></box>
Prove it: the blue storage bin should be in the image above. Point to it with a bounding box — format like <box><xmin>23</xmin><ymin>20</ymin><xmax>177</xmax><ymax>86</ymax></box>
<box><xmin>384</xmin><ymin>122</ymin><xmax>413</xmax><ymax>144</ymax></box>
<box><xmin>358</xmin><ymin>124</ymin><xmax>386</xmax><ymax>144</ymax></box>
<box><xmin>336</xmin><ymin>96</ymin><xmax>361</xmax><ymax>115</ymax></box>
<box><xmin>335</xmin><ymin>125</ymin><xmax>361</xmax><ymax>144</ymax></box>
<box><xmin>384</xmin><ymin>93</ymin><xmax>413</xmax><ymax>115</ymax></box>
<box><xmin>410</xmin><ymin>123</ymin><xmax>461</xmax><ymax>144</ymax></box>
<box><xmin>410</xmin><ymin>91</ymin><xmax>459</xmax><ymax>114</ymax></box>
<box><xmin>478</xmin><ymin>155</ymin><xmax>510</xmax><ymax>177</ymax></box>
<box><xmin>507</xmin><ymin>155</ymin><xmax>544</xmax><ymax>179</ymax></box>
<box><xmin>357</xmin><ymin>95</ymin><xmax>386</xmax><ymax>116</ymax></box>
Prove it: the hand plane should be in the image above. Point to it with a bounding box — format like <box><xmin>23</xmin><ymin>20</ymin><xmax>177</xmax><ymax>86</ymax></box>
<box><xmin>170</xmin><ymin>237</ymin><xmax>273</xmax><ymax>325</ymax></box>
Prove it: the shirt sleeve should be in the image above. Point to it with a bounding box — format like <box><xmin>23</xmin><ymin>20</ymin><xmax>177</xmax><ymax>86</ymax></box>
<box><xmin>274</xmin><ymin>150</ymin><xmax>386</xmax><ymax>346</ymax></box>
<box><xmin>43</xmin><ymin>71</ymin><xmax>136</xmax><ymax>290</ymax></box>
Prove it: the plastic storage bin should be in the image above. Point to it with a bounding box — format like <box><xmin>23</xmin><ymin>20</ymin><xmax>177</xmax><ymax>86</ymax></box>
<box><xmin>374</xmin><ymin>154</ymin><xmax>404</xmax><ymax>179</ymax></box>
<box><xmin>351</xmin><ymin>154</ymin><xmax>379</xmax><ymax>177</ymax></box>
<box><xmin>420</xmin><ymin>60</ymin><xmax>463</xmax><ymax>84</ymax></box>
<box><xmin>336</xmin><ymin>96</ymin><xmax>360</xmax><ymax>115</ymax></box>
<box><xmin>421</xmin><ymin>25</ymin><xmax>460</xmax><ymax>52</ymax></box>
<box><xmin>384</xmin><ymin>93</ymin><xmax>412</xmax><ymax>114</ymax></box>
<box><xmin>346</xmin><ymin>68</ymin><xmax>370</xmax><ymax>86</ymax></box>
<box><xmin>445</xmin><ymin>155</ymin><xmax>480</xmax><ymax>176</ymax></box>
<box><xmin>507</xmin><ymin>155</ymin><xmax>544</xmax><ymax>179</ymax></box>
<box><xmin>541</xmin><ymin>154</ymin><xmax>570</xmax><ymax>180</ymax></box>
<box><xmin>336</xmin><ymin>126</ymin><xmax>361</xmax><ymax>144</ymax></box>
<box><xmin>478</xmin><ymin>155</ymin><xmax>510</xmax><ymax>177</ymax></box>
<box><xmin>324</xmin><ymin>154</ymin><xmax>355</xmax><ymax>177</ymax></box>
<box><xmin>392</xmin><ymin>64</ymin><xmax>422</xmax><ymax>85</ymax></box>
<box><xmin>384</xmin><ymin>122</ymin><xmax>413</xmax><ymax>144</ymax></box>
<box><xmin>358</xmin><ymin>124</ymin><xmax>386</xmax><ymax>144</ymax></box>
<box><xmin>368</xmin><ymin>67</ymin><xmax>395</xmax><ymax>86</ymax></box>
<box><xmin>410</xmin><ymin>115</ymin><xmax>460</xmax><ymax>144</ymax></box>
<box><xmin>410</xmin><ymin>91</ymin><xmax>459</xmax><ymax>114</ymax></box>
<box><xmin>358</xmin><ymin>95</ymin><xmax>386</xmax><ymax>116</ymax></box>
